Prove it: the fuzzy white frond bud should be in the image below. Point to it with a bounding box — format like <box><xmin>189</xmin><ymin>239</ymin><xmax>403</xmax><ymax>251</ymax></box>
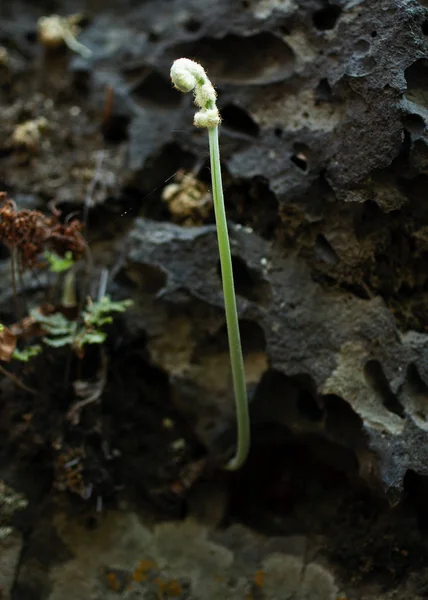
<box><xmin>194</xmin><ymin>108</ymin><xmax>221</xmax><ymax>128</ymax></box>
<box><xmin>170</xmin><ymin>58</ymin><xmax>220</xmax><ymax>129</ymax></box>
<box><xmin>170</xmin><ymin>58</ymin><xmax>198</xmax><ymax>93</ymax></box>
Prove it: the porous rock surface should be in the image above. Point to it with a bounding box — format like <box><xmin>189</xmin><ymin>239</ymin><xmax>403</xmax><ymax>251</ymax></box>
<box><xmin>101</xmin><ymin>0</ymin><xmax>428</xmax><ymax>501</ymax></box>
<box><xmin>2</xmin><ymin>0</ymin><xmax>428</xmax><ymax>597</ymax></box>
<box><xmin>2</xmin><ymin>0</ymin><xmax>427</xmax><ymax>499</ymax></box>
<box><xmin>16</xmin><ymin>510</ymin><xmax>340</xmax><ymax>600</ymax></box>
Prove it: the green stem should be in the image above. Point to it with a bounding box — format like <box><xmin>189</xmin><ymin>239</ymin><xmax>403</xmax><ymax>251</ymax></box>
<box><xmin>208</xmin><ymin>126</ymin><xmax>250</xmax><ymax>471</ymax></box>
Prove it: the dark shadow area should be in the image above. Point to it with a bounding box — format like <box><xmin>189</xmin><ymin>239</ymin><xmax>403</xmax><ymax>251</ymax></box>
<box><xmin>102</xmin><ymin>113</ymin><xmax>131</xmax><ymax>143</ymax></box>
<box><xmin>290</xmin><ymin>143</ymin><xmax>310</xmax><ymax>172</ymax></box>
<box><xmin>403</xmin><ymin>113</ymin><xmax>425</xmax><ymax>136</ymax></box>
<box><xmin>194</xmin><ymin>319</ymin><xmax>266</xmax><ymax>358</ymax></box>
<box><xmin>169</xmin><ymin>33</ymin><xmax>295</xmax><ymax>84</ymax></box>
<box><xmin>105</xmin><ymin>337</ymin><xmax>205</xmax><ymax>515</ymax></box>
<box><xmin>216</xmin><ymin>254</ymin><xmax>272</xmax><ymax>305</ymax></box>
<box><xmin>220</xmin><ymin>104</ymin><xmax>260</xmax><ymax>137</ymax></box>
<box><xmin>135</xmin><ymin>143</ymin><xmax>197</xmax><ymax>220</ymax></box>
<box><xmin>225</xmin><ymin>176</ymin><xmax>279</xmax><ymax>238</ymax></box>
<box><xmin>131</xmin><ymin>70</ymin><xmax>182</xmax><ymax>109</ymax></box>
<box><xmin>313</xmin><ymin>4</ymin><xmax>342</xmax><ymax>30</ymax></box>
<box><xmin>404</xmin><ymin>59</ymin><xmax>428</xmax><ymax>106</ymax></box>
<box><xmin>315</xmin><ymin>233</ymin><xmax>340</xmax><ymax>264</ymax></box>
<box><xmin>364</xmin><ymin>360</ymin><xmax>405</xmax><ymax>418</ymax></box>
<box><xmin>314</xmin><ymin>78</ymin><xmax>333</xmax><ymax>103</ymax></box>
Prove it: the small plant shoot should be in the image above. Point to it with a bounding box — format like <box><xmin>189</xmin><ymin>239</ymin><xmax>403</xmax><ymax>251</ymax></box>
<box><xmin>170</xmin><ymin>58</ymin><xmax>250</xmax><ymax>470</ymax></box>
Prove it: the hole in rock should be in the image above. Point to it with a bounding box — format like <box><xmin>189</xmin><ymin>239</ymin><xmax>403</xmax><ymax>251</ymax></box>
<box><xmin>170</xmin><ymin>33</ymin><xmax>295</xmax><ymax>84</ymax></box>
<box><xmin>217</xmin><ymin>255</ymin><xmax>271</xmax><ymax>304</ymax></box>
<box><xmin>224</xmin><ymin>176</ymin><xmax>279</xmax><ymax>238</ymax></box>
<box><xmin>405</xmin><ymin>59</ymin><xmax>428</xmax><ymax>107</ymax></box>
<box><xmin>290</xmin><ymin>143</ymin><xmax>310</xmax><ymax>172</ymax></box>
<box><xmin>279</xmin><ymin>24</ymin><xmax>290</xmax><ymax>35</ymax></box>
<box><xmin>406</xmin><ymin>363</ymin><xmax>428</xmax><ymax>397</ymax></box>
<box><xmin>221</xmin><ymin>104</ymin><xmax>260</xmax><ymax>137</ymax></box>
<box><xmin>313</xmin><ymin>4</ymin><xmax>342</xmax><ymax>31</ymax></box>
<box><xmin>297</xmin><ymin>389</ymin><xmax>323</xmax><ymax>422</ymax></box>
<box><xmin>347</xmin><ymin>54</ymin><xmax>376</xmax><ymax>78</ymax></box>
<box><xmin>371</xmin><ymin>30</ymin><xmax>377</xmax><ymax>37</ymax></box>
<box><xmin>197</xmin><ymin>319</ymin><xmax>266</xmax><ymax>356</ymax></box>
<box><xmin>400</xmin><ymin>128</ymin><xmax>412</xmax><ymax>159</ymax></box>
<box><xmin>354</xmin><ymin>39</ymin><xmax>370</xmax><ymax>57</ymax></box>
<box><xmin>274</xmin><ymin>126</ymin><xmax>283</xmax><ymax>137</ymax></box>
<box><xmin>229</xmin><ymin>431</ymin><xmax>361</xmax><ymax>529</ymax></box>
<box><xmin>25</xmin><ymin>29</ymin><xmax>37</xmax><ymax>43</ymax></box>
<box><xmin>102</xmin><ymin>113</ymin><xmax>130</xmax><ymax>143</ymax></box>
<box><xmin>131</xmin><ymin>70</ymin><xmax>181</xmax><ymax>108</ymax></box>
<box><xmin>291</xmin><ymin>153</ymin><xmax>308</xmax><ymax>171</ymax></box>
<box><xmin>315</xmin><ymin>234</ymin><xmax>340</xmax><ymax>264</ymax></box>
<box><xmin>415</xmin><ymin>410</ymin><xmax>427</xmax><ymax>421</ymax></box>
<box><xmin>403</xmin><ymin>113</ymin><xmax>425</xmax><ymax>136</ymax></box>
<box><xmin>315</xmin><ymin>78</ymin><xmax>333</xmax><ymax>103</ymax></box>
<box><xmin>148</xmin><ymin>31</ymin><xmax>161</xmax><ymax>42</ymax></box>
<box><xmin>251</xmin><ymin>369</ymin><xmax>295</xmax><ymax>423</ymax></box>
<box><xmin>125</xmin><ymin>262</ymin><xmax>167</xmax><ymax>294</ymax></box>
<box><xmin>183</xmin><ymin>18</ymin><xmax>201</xmax><ymax>32</ymax></box>
<box><xmin>137</xmin><ymin>143</ymin><xmax>196</xmax><ymax>219</ymax></box>
<box><xmin>404</xmin><ymin>364</ymin><xmax>428</xmax><ymax>422</ymax></box>
<box><xmin>250</xmin><ymin>370</ymin><xmax>323</xmax><ymax>428</ymax></box>
<box><xmin>423</xmin><ymin>20</ymin><xmax>428</xmax><ymax>35</ymax></box>
<box><xmin>364</xmin><ymin>360</ymin><xmax>405</xmax><ymax>418</ymax></box>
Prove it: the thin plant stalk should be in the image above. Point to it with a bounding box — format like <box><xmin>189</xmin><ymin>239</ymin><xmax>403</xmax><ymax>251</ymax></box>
<box><xmin>170</xmin><ymin>58</ymin><xmax>250</xmax><ymax>470</ymax></box>
<box><xmin>208</xmin><ymin>127</ymin><xmax>250</xmax><ymax>470</ymax></box>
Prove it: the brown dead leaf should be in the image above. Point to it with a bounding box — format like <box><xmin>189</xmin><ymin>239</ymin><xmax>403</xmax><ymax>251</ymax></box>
<box><xmin>0</xmin><ymin>326</ymin><xmax>17</xmax><ymax>361</ymax></box>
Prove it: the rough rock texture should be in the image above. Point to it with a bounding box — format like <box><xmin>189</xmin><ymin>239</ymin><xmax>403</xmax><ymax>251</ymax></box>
<box><xmin>0</xmin><ymin>532</ymin><xmax>24</xmax><ymax>600</ymax></box>
<box><xmin>28</xmin><ymin>0</ymin><xmax>428</xmax><ymax>501</ymax></box>
<box><xmin>110</xmin><ymin>0</ymin><xmax>428</xmax><ymax>501</ymax></box>
<box><xmin>13</xmin><ymin>500</ymin><xmax>428</xmax><ymax>600</ymax></box>
<box><xmin>16</xmin><ymin>509</ymin><xmax>341</xmax><ymax>600</ymax></box>
<box><xmin>2</xmin><ymin>0</ymin><xmax>428</xmax><ymax>597</ymax></box>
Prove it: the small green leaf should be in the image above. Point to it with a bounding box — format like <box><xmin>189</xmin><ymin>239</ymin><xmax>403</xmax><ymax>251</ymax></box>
<box><xmin>0</xmin><ymin>324</ymin><xmax>4</xmax><ymax>332</ymax></box>
<box><xmin>84</xmin><ymin>314</ymin><xmax>113</xmax><ymax>328</ymax></box>
<box><xmin>43</xmin><ymin>335</ymin><xmax>74</xmax><ymax>348</ymax></box>
<box><xmin>80</xmin><ymin>331</ymin><xmax>107</xmax><ymax>345</ymax></box>
<box><xmin>44</xmin><ymin>251</ymin><xmax>75</xmax><ymax>273</ymax></box>
<box><xmin>12</xmin><ymin>345</ymin><xmax>42</xmax><ymax>362</ymax></box>
<box><xmin>31</xmin><ymin>310</ymin><xmax>76</xmax><ymax>336</ymax></box>
<box><xmin>83</xmin><ymin>297</ymin><xmax>133</xmax><ymax>328</ymax></box>
<box><xmin>30</xmin><ymin>296</ymin><xmax>132</xmax><ymax>355</ymax></box>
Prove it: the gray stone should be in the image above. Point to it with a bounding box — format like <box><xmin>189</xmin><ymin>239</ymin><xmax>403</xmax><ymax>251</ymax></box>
<box><xmin>0</xmin><ymin>531</ymin><xmax>23</xmax><ymax>600</ymax></box>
